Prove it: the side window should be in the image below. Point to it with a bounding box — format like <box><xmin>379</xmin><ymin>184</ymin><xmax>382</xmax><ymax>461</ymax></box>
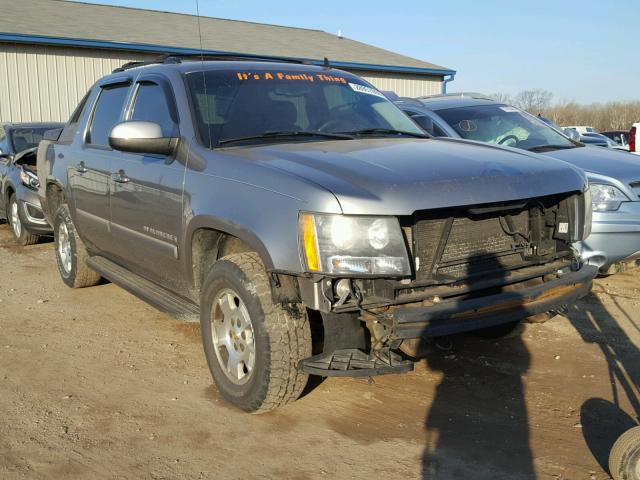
<box><xmin>130</xmin><ymin>83</ymin><xmax>176</xmax><ymax>136</ymax></box>
<box><xmin>0</xmin><ymin>128</ymin><xmax>6</xmax><ymax>154</ymax></box>
<box><xmin>89</xmin><ymin>84</ymin><xmax>130</xmax><ymax>146</ymax></box>
<box><xmin>59</xmin><ymin>90</ymin><xmax>91</xmax><ymax>143</ymax></box>
<box><xmin>432</xmin><ymin>123</ymin><xmax>447</xmax><ymax>137</ymax></box>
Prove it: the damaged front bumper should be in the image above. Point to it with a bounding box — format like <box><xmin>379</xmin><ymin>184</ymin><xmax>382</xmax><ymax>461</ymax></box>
<box><xmin>385</xmin><ymin>263</ymin><xmax>597</xmax><ymax>339</ymax></box>
<box><xmin>297</xmin><ymin>262</ymin><xmax>598</xmax><ymax>377</ymax></box>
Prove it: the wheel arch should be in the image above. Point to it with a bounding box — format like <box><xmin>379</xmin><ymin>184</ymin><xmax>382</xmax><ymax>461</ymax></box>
<box><xmin>44</xmin><ymin>180</ymin><xmax>66</xmax><ymax>224</ymax></box>
<box><xmin>186</xmin><ymin>215</ymin><xmax>276</xmax><ymax>292</ymax></box>
<box><xmin>3</xmin><ymin>183</ymin><xmax>15</xmax><ymax>223</ymax></box>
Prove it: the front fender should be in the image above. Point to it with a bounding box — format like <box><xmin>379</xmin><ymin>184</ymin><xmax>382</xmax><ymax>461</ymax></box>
<box><xmin>184</xmin><ymin>214</ymin><xmax>276</xmax><ymax>272</ymax></box>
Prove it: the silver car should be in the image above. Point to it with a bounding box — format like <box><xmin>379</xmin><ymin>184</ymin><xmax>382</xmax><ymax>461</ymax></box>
<box><xmin>396</xmin><ymin>94</ymin><xmax>640</xmax><ymax>274</ymax></box>
<box><xmin>38</xmin><ymin>57</ymin><xmax>595</xmax><ymax>412</ymax></box>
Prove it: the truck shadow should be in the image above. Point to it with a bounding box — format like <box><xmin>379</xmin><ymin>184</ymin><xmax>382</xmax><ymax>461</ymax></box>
<box><xmin>417</xmin><ymin>253</ymin><xmax>536</xmax><ymax>479</ymax></box>
<box><xmin>565</xmin><ymin>288</ymin><xmax>640</xmax><ymax>472</ymax></box>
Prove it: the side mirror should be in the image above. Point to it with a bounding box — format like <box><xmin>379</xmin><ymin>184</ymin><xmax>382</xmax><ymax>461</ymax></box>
<box><xmin>411</xmin><ymin>115</ymin><xmax>436</xmax><ymax>136</ymax></box>
<box><xmin>108</xmin><ymin>121</ymin><xmax>178</xmax><ymax>156</ymax></box>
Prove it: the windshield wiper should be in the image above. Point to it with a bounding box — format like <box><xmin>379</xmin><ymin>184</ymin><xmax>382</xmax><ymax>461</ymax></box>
<box><xmin>217</xmin><ymin>130</ymin><xmax>354</xmax><ymax>146</ymax></box>
<box><xmin>527</xmin><ymin>144</ymin><xmax>577</xmax><ymax>152</ymax></box>
<box><xmin>340</xmin><ymin>128</ymin><xmax>429</xmax><ymax>139</ymax></box>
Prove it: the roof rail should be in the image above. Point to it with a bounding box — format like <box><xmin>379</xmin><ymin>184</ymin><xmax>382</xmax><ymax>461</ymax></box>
<box><xmin>113</xmin><ymin>52</ymin><xmax>309</xmax><ymax>72</ymax></box>
<box><xmin>417</xmin><ymin>92</ymin><xmax>494</xmax><ymax>101</ymax></box>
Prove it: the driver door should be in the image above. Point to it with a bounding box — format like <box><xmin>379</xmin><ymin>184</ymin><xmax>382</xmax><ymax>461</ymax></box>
<box><xmin>108</xmin><ymin>76</ymin><xmax>185</xmax><ymax>289</ymax></box>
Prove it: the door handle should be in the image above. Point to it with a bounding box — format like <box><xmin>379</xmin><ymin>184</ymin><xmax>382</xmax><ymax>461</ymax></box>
<box><xmin>75</xmin><ymin>161</ymin><xmax>88</xmax><ymax>173</ymax></box>
<box><xmin>111</xmin><ymin>170</ymin><xmax>130</xmax><ymax>184</ymax></box>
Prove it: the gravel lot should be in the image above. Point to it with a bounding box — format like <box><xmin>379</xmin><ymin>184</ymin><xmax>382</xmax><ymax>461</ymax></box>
<box><xmin>0</xmin><ymin>224</ymin><xmax>638</xmax><ymax>479</ymax></box>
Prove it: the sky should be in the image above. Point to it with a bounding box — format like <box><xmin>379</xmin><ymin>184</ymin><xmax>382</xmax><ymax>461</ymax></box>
<box><xmin>74</xmin><ymin>0</ymin><xmax>639</xmax><ymax>104</ymax></box>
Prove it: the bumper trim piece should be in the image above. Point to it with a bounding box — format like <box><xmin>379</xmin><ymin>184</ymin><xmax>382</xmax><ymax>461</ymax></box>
<box><xmin>391</xmin><ymin>264</ymin><xmax>598</xmax><ymax>338</ymax></box>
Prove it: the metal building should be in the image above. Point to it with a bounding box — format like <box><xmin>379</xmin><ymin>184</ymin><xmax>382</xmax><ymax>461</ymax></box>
<box><xmin>0</xmin><ymin>0</ymin><xmax>455</xmax><ymax>123</ymax></box>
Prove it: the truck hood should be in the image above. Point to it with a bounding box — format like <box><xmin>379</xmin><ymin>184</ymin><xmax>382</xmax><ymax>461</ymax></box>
<box><xmin>239</xmin><ymin>138</ymin><xmax>586</xmax><ymax>215</ymax></box>
<box><xmin>542</xmin><ymin>145</ymin><xmax>640</xmax><ymax>187</ymax></box>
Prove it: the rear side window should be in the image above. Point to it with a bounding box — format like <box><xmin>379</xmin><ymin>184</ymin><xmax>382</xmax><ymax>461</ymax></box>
<box><xmin>432</xmin><ymin>123</ymin><xmax>447</xmax><ymax>137</ymax></box>
<box><xmin>89</xmin><ymin>84</ymin><xmax>130</xmax><ymax>146</ymax></box>
<box><xmin>130</xmin><ymin>83</ymin><xmax>176</xmax><ymax>136</ymax></box>
<box><xmin>59</xmin><ymin>90</ymin><xmax>91</xmax><ymax>143</ymax></box>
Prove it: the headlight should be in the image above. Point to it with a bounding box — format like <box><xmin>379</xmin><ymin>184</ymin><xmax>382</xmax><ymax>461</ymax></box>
<box><xmin>589</xmin><ymin>184</ymin><xmax>629</xmax><ymax>212</ymax></box>
<box><xmin>582</xmin><ymin>187</ymin><xmax>592</xmax><ymax>239</ymax></box>
<box><xmin>19</xmin><ymin>167</ymin><xmax>40</xmax><ymax>190</ymax></box>
<box><xmin>299</xmin><ymin>213</ymin><xmax>411</xmax><ymax>276</ymax></box>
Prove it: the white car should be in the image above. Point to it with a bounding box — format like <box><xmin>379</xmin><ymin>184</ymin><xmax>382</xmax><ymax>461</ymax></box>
<box><xmin>566</xmin><ymin>125</ymin><xmax>596</xmax><ymax>134</ymax></box>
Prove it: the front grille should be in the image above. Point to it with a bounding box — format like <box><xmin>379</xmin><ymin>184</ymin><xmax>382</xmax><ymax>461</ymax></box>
<box><xmin>630</xmin><ymin>181</ymin><xmax>640</xmax><ymax>199</ymax></box>
<box><xmin>413</xmin><ymin>209</ymin><xmax>532</xmax><ymax>281</ymax></box>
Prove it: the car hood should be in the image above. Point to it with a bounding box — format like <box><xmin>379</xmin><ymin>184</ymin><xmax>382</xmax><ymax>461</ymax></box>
<box><xmin>13</xmin><ymin>146</ymin><xmax>38</xmax><ymax>165</ymax></box>
<box><xmin>543</xmin><ymin>146</ymin><xmax>640</xmax><ymax>186</ymax></box>
<box><xmin>237</xmin><ymin>138</ymin><xmax>586</xmax><ymax>215</ymax></box>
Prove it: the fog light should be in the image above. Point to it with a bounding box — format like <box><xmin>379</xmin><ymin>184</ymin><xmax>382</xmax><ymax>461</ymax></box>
<box><xmin>334</xmin><ymin>279</ymin><xmax>351</xmax><ymax>299</ymax></box>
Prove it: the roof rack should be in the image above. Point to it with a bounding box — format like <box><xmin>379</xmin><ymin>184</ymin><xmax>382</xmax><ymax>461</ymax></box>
<box><xmin>417</xmin><ymin>92</ymin><xmax>494</xmax><ymax>101</ymax></box>
<box><xmin>113</xmin><ymin>52</ymin><xmax>309</xmax><ymax>72</ymax></box>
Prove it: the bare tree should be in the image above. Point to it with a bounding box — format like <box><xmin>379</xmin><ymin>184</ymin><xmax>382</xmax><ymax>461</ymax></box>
<box><xmin>489</xmin><ymin>92</ymin><xmax>513</xmax><ymax>104</ymax></box>
<box><xmin>471</xmin><ymin>88</ymin><xmax>638</xmax><ymax>131</ymax></box>
<box><xmin>541</xmin><ymin>101</ymin><xmax>640</xmax><ymax>131</ymax></box>
<box><xmin>513</xmin><ymin>89</ymin><xmax>553</xmax><ymax>114</ymax></box>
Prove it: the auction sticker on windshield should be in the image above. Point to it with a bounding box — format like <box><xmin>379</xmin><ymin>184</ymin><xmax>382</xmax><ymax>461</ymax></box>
<box><xmin>348</xmin><ymin>83</ymin><xmax>386</xmax><ymax>98</ymax></box>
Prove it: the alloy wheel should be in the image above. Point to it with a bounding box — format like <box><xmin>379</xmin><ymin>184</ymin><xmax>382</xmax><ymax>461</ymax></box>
<box><xmin>10</xmin><ymin>199</ymin><xmax>22</xmax><ymax>239</ymax></box>
<box><xmin>57</xmin><ymin>222</ymin><xmax>72</xmax><ymax>275</ymax></box>
<box><xmin>210</xmin><ymin>288</ymin><xmax>256</xmax><ymax>385</ymax></box>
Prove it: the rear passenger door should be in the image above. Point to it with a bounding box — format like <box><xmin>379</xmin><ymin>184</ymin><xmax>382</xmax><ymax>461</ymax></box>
<box><xmin>71</xmin><ymin>81</ymin><xmax>132</xmax><ymax>253</ymax></box>
<box><xmin>108</xmin><ymin>76</ymin><xmax>185</xmax><ymax>288</ymax></box>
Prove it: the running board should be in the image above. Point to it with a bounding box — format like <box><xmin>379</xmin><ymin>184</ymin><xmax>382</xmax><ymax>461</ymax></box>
<box><xmin>87</xmin><ymin>256</ymin><xmax>200</xmax><ymax>322</ymax></box>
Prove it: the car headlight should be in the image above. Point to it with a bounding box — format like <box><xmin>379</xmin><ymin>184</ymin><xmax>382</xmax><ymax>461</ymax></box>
<box><xmin>589</xmin><ymin>184</ymin><xmax>629</xmax><ymax>212</ymax></box>
<box><xmin>582</xmin><ymin>187</ymin><xmax>592</xmax><ymax>239</ymax></box>
<box><xmin>299</xmin><ymin>213</ymin><xmax>411</xmax><ymax>276</ymax></box>
<box><xmin>19</xmin><ymin>167</ymin><xmax>40</xmax><ymax>190</ymax></box>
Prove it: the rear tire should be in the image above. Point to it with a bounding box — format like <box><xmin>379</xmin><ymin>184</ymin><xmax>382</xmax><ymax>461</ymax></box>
<box><xmin>200</xmin><ymin>252</ymin><xmax>311</xmax><ymax>413</ymax></box>
<box><xmin>53</xmin><ymin>204</ymin><xmax>101</xmax><ymax>288</ymax></box>
<box><xmin>8</xmin><ymin>194</ymin><xmax>39</xmax><ymax>246</ymax></box>
<box><xmin>609</xmin><ymin>426</ymin><xmax>640</xmax><ymax>480</ymax></box>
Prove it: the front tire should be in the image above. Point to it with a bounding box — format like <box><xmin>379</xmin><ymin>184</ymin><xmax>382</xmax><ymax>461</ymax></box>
<box><xmin>8</xmin><ymin>194</ymin><xmax>39</xmax><ymax>246</ymax></box>
<box><xmin>200</xmin><ymin>252</ymin><xmax>311</xmax><ymax>413</ymax></box>
<box><xmin>53</xmin><ymin>205</ymin><xmax>101</xmax><ymax>288</ymax></box>
<box><xmin>609</xmin><ymin>426</ymin><xmax>640</xmax><ymax>480</ymax></box>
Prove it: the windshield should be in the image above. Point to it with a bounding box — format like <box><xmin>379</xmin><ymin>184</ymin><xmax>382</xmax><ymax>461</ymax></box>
<box><xmin>9</xmin><ymin>127</ymin><xmax>54</xmax><ymax>152</ymax></box>
<box><xmin>435</xmin><ymin>104</ymin><xmax>576</xmax><ymax>150</ymax></box>
<box><xmin>186</xmin><ymin>67</ymin><xmax>424</xmax><ymax>147</ymax></box>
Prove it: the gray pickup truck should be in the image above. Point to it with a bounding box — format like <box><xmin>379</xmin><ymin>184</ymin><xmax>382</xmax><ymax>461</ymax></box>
<box><xmin>38</xmin><ymin>55</ymin><xmax>596</xmax><ymax>413</ymax></box>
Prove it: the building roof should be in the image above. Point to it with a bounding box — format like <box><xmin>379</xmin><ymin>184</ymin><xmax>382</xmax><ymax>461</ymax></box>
<box><xmin>0</xmin><ymin>0</ymin><xmax>454</xmax><ymax>76</ymax></box>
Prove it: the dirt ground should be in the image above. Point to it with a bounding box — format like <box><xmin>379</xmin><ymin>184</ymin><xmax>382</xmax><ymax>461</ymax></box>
<box><xmin>0</xmin><ymin>224</ymin><xmax>638</xmax><ymax>480</ymax></box>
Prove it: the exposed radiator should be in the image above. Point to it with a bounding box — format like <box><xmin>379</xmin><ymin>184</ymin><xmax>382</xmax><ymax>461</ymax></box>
<box><xmin>412</xmin><ymin>209</ymin><xmax>533</xmax><ymax>281</ymax></box>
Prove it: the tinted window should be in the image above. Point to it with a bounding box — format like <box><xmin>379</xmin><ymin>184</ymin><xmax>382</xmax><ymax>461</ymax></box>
<box><xmin>432</xmin><ymin>123</ymin><xmax>447</xmax><ymax>137</ymax></box>
<box><xmin>186</xmin><ymin>69</ymin><xmax>423</xmax><ymax>148</ymax></box>
<box><xmin>9</xmin><ymin>128</ymin><xmax>56</xmax><ymax>152</ymax></box>
<box><xmin>89</xmin><ymin>84</ymin><xmax>130</xmax><ymax>146</ymax></box>
<box><xmin>436</xmin><ymin>104</ymin><xmax>574</xmax><ymax>150</ymax></box>
<box><xmin>130</xmin><ymin>83</ymin><xmax>176</xmax><ymax>136</ymax></box>
<box><xmin>59</xmin><ymin>90</ymin><xmax>92</xmax><ymax>144</ymax></box>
